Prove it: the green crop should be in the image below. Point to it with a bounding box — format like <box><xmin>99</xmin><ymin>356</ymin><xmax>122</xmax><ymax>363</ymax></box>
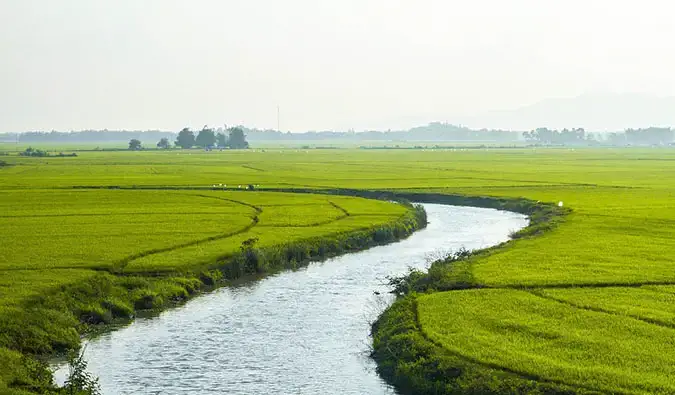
<box><xmin>418</xmin><ymin>289</ymin><xmax>675</xmax><ymax>394</ymax></box>
<box><xmin>2</xmin><ymin>147</ymin><xmax>675</xmax><ymax>393</ymax></box>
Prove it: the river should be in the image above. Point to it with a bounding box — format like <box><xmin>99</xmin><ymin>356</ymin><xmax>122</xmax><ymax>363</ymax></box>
<box><xmin>53</xmin><ymin>203</ymin><xmax>528</xmax><ymax>394</ymax></box>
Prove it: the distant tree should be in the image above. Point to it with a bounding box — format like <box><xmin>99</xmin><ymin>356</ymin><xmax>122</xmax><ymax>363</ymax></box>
<box><xmin>574</xmin><ymin>127</ymin><xmax>586</xmax><ymax>142</ymax></box>
<box><xmin>128</xmin><ymin>139</ymin><xmax>142</xmax><ymax>150</ymax></box>
<box><xmin>156</xmin><ymin>137</ymin><xmax>170</xmax><ymax>149</ymax></box>
<box><xmin>175</xmin><ymin>128</ymin><xmax>195</xmax><ymax>149</ymax></box>
<box><xmin>195</xmin><ymin>127</ymin><xmax>217</xmax><ymax>148</ymax></box>
<box><xmin>625</xmin><ymin>127</ymin><xmax>674</xmax><ymax>145</ymax></box>
<box><xmin>534</xmin><ymin>127</ymin><xmax>554</xmax><ymax>144</ymax></box>
<box><xmin>216</xmin><ymin>132</ymin><xmax>228</xmax><ymax>148</ymax></box>
<box><xmin>228</xmin><ymin>127</ymin><xmax>249</xmax><ymax>149</ymax></box>
<box><xmin>19</xmin><ymin>147</ymin><xmax>49</xmax><ymax>157</ymax></box>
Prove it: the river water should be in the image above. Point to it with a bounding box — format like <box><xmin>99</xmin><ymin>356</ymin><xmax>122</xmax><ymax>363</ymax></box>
<box><xmin>53</xmin><ymin>204</ymin><xmax>527</xmax><ymax>394</ymax></box>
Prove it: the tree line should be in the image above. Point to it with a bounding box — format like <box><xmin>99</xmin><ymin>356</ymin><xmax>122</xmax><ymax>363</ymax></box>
<box><xmin>239</xmin><ymin>122</ymin><xmax>521</xmax><ymax>142</ymax></box>
<box><xmin>522</xmin><ymin>128</ymin><xmax>593</xmax><ymax>145</ymax></box>
<box><xmin>129</xmin><ymin>126</ymin><xmax>249</xmax><ymax>150</ymax></box>
<box><xmin>4</xmin><ymin>123</ymin><xmax>675</xmax><ymax>148</ymax></box>
<box><xmin>522</xmin><ymin>127</ymin><xmax>674</xmax><ymax>146</ymax></box>
<box><xmin>606</xmin><ymin>127</ymin><xmax>674</xmax><ymax>146</ymax></box>
<box><xmin>9</xmin><ymin>130</ymin><xmax>173</xmax><ymax>143</ymax></box>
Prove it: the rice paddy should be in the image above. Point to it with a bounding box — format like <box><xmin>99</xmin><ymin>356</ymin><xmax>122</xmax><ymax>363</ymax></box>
<box><xmin>2</xmin><ymin>147</ymin><xmax>675</xmax><ymax>394</ymax></box>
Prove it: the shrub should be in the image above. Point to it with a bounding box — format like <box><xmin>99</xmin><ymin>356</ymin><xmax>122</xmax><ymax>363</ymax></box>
<box><xmin>61</xmin><ymin>348</ymin><xmax>102</xmax><ymax>395</ymax></box>
<box><xmin>19</xmin><ymin>147</ymin><xmax>49</xmax><ymax>157</ymax></box>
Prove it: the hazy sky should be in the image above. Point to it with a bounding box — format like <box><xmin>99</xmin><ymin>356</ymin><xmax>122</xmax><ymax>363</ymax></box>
<box><xmin>1</xmin><ymin>0</ymin><xmax>674</xmax><ymax>132</ymax></box>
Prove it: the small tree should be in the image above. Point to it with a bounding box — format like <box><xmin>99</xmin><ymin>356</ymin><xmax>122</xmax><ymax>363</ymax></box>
<box><xmin>195</xmin><ymin>127</ymin><xmax>216</xmax><ymax>148</ymax></box>
<box><xmin>62</xmin><ymin>348</ymin><xmax>102</xmax><ymax>395</ymax></box>
<box><xmin>175</xmin><ymin>128</ymin><xmax>195</xmax><ymax>149</ymax></box>
<box><xmin>216</xmin><ymin>132</ymin><xmax>228</xmax><ymax>148</ymax></box>
<box><xmin>228</xmin><ymin>127</ymin><xmax>249</xmax><ymax>149</ymax></box>
<box><xmin>128</xmin><ymin>139</ymin><xmax>142</xmax><ymax>150</ymax></box>
<box><xmin>156</xmin><ymin>137</ymin><xmax>170</xmax><ymax>149</ymax></box>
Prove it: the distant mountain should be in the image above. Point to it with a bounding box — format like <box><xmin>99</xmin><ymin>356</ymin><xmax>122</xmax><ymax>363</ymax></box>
<box><xmin>457</xmin><ymin>93</ymin><xmax>675</xmax><ymax>132</ymax></box>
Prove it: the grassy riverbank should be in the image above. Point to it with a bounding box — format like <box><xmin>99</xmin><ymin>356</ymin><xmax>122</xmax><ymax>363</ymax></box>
<box><xmin>2</xmin><ymin>148</ymin><xmax>675</xmax><ymax>393</ymax></box>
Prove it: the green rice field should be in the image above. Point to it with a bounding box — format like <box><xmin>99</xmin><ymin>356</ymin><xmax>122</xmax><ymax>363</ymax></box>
<box><xmin>2</xmin><ymin>147</ymin><xmax>675</xmax><ymax>394</ymax></box>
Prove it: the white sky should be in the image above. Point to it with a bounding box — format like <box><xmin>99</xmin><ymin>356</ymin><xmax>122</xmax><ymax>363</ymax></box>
<box><xmin>1</xmin><ymin>0</ymin><xmax>674</xmax><ymax>132</ymax></box>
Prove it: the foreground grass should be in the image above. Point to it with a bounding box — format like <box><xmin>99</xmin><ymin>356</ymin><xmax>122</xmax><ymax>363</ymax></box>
<box><xmin>2</xmin><ymin>148</ymin><xmax>675</xmax><ymax>393</ymax></box>
<box><xmin>418</xmin><ymin>289</ymin><xmax>675</xmax><ymax>394</ymax></box>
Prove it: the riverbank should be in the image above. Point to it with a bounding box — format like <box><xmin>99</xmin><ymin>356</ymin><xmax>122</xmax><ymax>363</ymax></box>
<box><xmin>1</xmin><ymin>195</ymin><xmax>425</xmax><ymax>395</ymax></box>
<box><xmin>370</xmin><ymin>194</ymin><xmax>573</xmax><ymax>395</ymax></box>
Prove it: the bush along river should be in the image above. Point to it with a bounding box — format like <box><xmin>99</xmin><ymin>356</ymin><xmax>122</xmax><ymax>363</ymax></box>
<box><xmin>53</xmin><ymin>203</ymin><xmax>528</xmax><ymax>394</ymax></box>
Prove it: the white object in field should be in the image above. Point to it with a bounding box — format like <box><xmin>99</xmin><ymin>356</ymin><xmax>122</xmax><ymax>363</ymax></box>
<box><xmin>238</xmin><ymin>185</ymin><xmax>241</xmax><ymax>188</ymax></box>
<box><xmin>558</xmin><ymin>201</ymin><xmax>564</xmax><ymax>207</ymax></box>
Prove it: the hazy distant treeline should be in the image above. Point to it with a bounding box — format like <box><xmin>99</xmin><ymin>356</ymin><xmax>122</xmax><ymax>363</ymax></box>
<box><xmin>0</xmin><ymin>123</ymin><xmax>520</xmax><ymax>144</ymax></box>
<box><xmin>1</xmin><ymin>123</ymin><xmax>673</xmax><ymax>146</ymax></box>
<box><xmin>0</xmin><ymin>130</ymin><xmax>176</xmax><ymax>144</ymax></box>
<box><xmin>523</xmin><ymin>127</ymin><xmax>673</xmax><ymax>146</ymax></box>
<box><xmin>243</xmin><ymin>124</ymin><xmax>675</xmax><ymax>146</ymax></box>
<box><xmin>243</xmin><ymin>123</ymin><xmax>520</xmax><ymax>142</ymax></box>
<box><xmin>606</xmin><ymin>127</ymin><xmax>674</xmax><ymax>146</ymax></box>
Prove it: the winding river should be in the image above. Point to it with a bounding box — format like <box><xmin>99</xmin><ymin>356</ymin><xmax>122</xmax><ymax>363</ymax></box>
<box><xmin>54</xmin><ymin>203</ymin><xmax>528</xmax><ymax>394</ymax></box>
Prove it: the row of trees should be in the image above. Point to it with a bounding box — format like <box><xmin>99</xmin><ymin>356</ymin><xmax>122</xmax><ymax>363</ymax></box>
<box><xmin>523</xmin><ymin>127</ymin><xmax>674</xmax><ymax>146</ymax></box>
<box><xmin>238</xmin><ymin>122</ymin><xmax>521</xmax><ymax>142</ymax></box>
<box><xmin>522</xmin><ymin>128</ymin><xmax>593</xmax><ymax>144</ymax></box>
<box><xmin>606</xmin><ymin>127</ymin><xmax>674</xmax><ymax>146</ymax></box>
<box><xmin>10</xmin><ymin>130</ymin><xmax>173</xmax><ymax>143</ymax></box>
<box><xmin>128</xmin><ymin>126</ymin><xmax>249</xmax><ymax>150</ymax></box>
<box><xmin>174</xmin><ymin>126</ymin><xmax>249</xmax><ymax>149</ymax></box>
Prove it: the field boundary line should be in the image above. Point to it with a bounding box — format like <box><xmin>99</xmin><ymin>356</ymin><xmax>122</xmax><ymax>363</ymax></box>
<box><xmin>256</xmin><ymin>215</ymin><xmax>352</xmax><ymax>228</ymax></box>
<box><xmin>328</xmin><ymin>201</ymin><xmax>350</xmax><ymax>216</ymax></box>
<box><xmin>190</xmin><ymin>193</ymin><xmax>263</xmax><ymax>213</ymax></box>
<box><xmin>491</xmin><ymin>281</ymin><xmax>675</xmax><ymax>290</ymax></box>
<box><xmin>410</xmin><ymin>298</ymin><xmax>621</xmax><ymax>395</ymax></box>
<box><xmin>113</xmin><ymin>217</ymin><xmax>259</xmax><ymax>272</ymax></box>
<box><xmin>112</xmin><ymin>193</ymin><xmax>264</xmax><ymax>271</ymax></box>
<box><xmin>525</xmin><ymin>289</ymin><xmax>675</xmax><ymax>331</ymax></box>
<box><xmin>241</xmin><ymin>164</ymin><xmax>265</xmax><ymax>172</ymax></box>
